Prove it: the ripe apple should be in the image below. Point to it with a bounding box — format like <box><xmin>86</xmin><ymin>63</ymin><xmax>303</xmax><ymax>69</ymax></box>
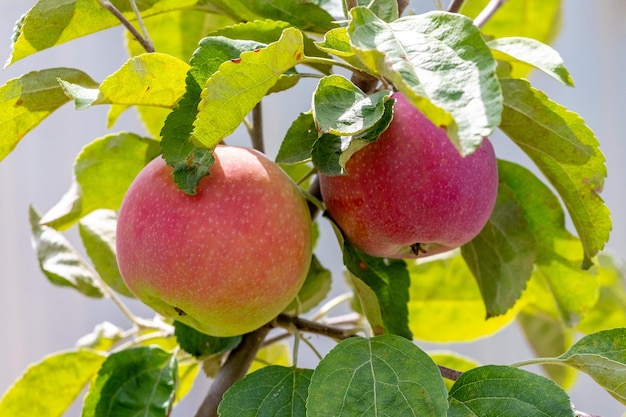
<box><xmin>319</xmin><ymin>93</ymin><xmax>498</xmax><ymax>259</ymax></box>
<box><xmin>116</xmin><ymin>146</ymin><xmax>312</xmax><ymax>337</ymax></box>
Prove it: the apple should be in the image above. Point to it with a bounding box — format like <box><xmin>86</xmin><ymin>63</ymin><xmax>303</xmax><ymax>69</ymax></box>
<box><xmin>116</xmin><ymin>146</ymin><xmax>312</xmax><ymax>337</ymax></box>
<box><xmin>319</xmin><ymin>93</ymin><xmax>498</xmax><ymax>259</ymax></box>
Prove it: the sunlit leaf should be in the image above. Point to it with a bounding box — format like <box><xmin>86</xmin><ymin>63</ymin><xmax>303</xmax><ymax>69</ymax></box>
<box><xmin>41</xmin><ymin>133</ymin><xmax>160</xmax><ymax>230</ymax></box>
<box><xmin>407</xmin><ymin>253</ymin><xmax>522</xmax><ymax>342</ymax></box>
<box><xmin>276</xmin><ymin>112</ymin><xmax>318</xmax><ymax>164</ymax></box>
<box><xmin>307</xmin><ymin>335</ymin><xmax>448</xmax><ymax>416</ymax></box>
<box><xmin>488</xmin><ymin>37</ymin><xmax>574</xmax><ymax>86</ymax></box>
<box><xmin>248</xmin><ymin>343</ymin><xmax>292</xmax><ymax>374</ymax></box>
<box><xmin>160</xmin><ymin>36</ymin><xmax>264</xmax><ymax>194</ymax></box>
<box><xmin>347</xmin><ymin>7</ymin><xmax>502</xmax><ymax>155</ymax></box>
<box><xmin>6</xmin><ymin>0</ymin><xmax>197</xmax><ymax>65</ymax></box>
<box><xmin>29</xmin><ymin>207</ymin><xmax>103</xmax><ymax>298</ymax></box>
<box><xmin>76</xmin><ymin>321</ymin><xmax>124</xmax><ymax>352</ymax></box>
<box><xmin>192</xmin><ymin>27</ymin><xmax>305</xmax><ymax>149</ymax></box>
<box><xmin>0</xmin><ymin>68</ymin><xmax>98</xmax><ymax>162</ymax></box>
<box><xmin>0</xmin><ymin>350</ymin><xmax>106</xmax><ymax>417</ymax></box>
<box><xmin>500</xmin><ymin>78</ymin><xmax>610</xmax><ymax>267</ymax></box>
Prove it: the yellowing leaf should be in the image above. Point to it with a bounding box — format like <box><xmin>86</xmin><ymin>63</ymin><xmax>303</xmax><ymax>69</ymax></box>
<box><xmin>0</xmin><ymin>68</ymin><xmax>97</xmax><ymax>162</ymax></box>
<box><xmin>6</xmin><ymin>0</ymin><xmax>197</xmax><ymax>66</ymax></box>
<box><xmin>192</xmin><ymin>27</ymin><xmax>305</xmax><ymax>148</ymax></box>
<box><xmin>0</xmin><ymin>350</ymin><xmax>106</xmax><ymax>417</ymax></box>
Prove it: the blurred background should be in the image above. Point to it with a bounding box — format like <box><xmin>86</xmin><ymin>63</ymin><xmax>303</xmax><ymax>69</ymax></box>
<box><xmin>1</xmin><ymin>1</ymin><xmax>624</xmax><ymax>416</ymax></box>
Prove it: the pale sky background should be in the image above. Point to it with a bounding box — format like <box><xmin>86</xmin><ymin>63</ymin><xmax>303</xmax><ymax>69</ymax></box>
<box><xmin>0</xmin><ymin>1</ymin><xmax>624</xmax><ymax>416</ymax></box>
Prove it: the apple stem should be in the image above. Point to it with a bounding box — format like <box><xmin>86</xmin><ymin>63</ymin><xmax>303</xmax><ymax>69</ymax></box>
<box><xmin>97</xmin><ymin>0</ymin><xmax>155</xmax><ymax>53</ymax></box>
<box><xmin>447</xmin><ymin>0</ymin><xmax>466</xmax><ymax>13</ymax></box>
<box><xmin>473</xmin><ymin>0</ymin><xmax>507</xmax><ymax>28</ymax></box>
<box><xmin>194</xmin><ymin>324</ymin><xmax>272</xmax><ymax>417</ymax></box>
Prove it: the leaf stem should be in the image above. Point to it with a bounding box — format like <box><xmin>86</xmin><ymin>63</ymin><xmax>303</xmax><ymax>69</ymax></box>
<box><xmin>447</xmin><ymin>0</ymin><xmax>466</xmax><ymax>13</ymax></box>
<box><xmin>311</xmin><ymin>292</ymin><xmax>354</xmax><ymax>321</ymax></box>
<box><xmin>473</xmin><ymin>0</ymin><xmax>507</xmax><ymax>28</ymax></box>
<box><xmin>97</xmin><ymin>0</ymin><xmax>155</xmax><ymax>53</ymax></box>
<box><xmin>508</xmin><ymin>357</ymin><xmax>563</xmax><ymax>368</ymax></box>
<box><xmin>303</xmin><ymin>56</ymin><xmax>364</xmax><ymax>74</ymax></box>
<box><xmin>194</xmin><ymin>324</ymin><xmax>272</xmax><ymax>417</ymax></box>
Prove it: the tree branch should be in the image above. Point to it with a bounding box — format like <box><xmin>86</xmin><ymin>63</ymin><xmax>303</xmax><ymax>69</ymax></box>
<box><xmin>194</xmin><ymin>324</ymin><xmax>272</xmax><ymax>417</ymax></box>
<box><xmin>97</xmin><ymin>0</ymin><xmax>154</xmax><ymax>52</ymax></box>
<box><xmin>250</xmin><ymin>102</ymin><xmax>265</xmax><ymax>153</ymax></box>
<box><xmin>473</xmin><ymin>0</ymin><xmax>507</xmax><ymax>28</ymax></box>
<box><xmin>275</xmin><ymin>313</ymin><xmax>359</xmax><ymax>341</ymax></box>
<box><xmin>438</xmin><ymin>365</ymin><xmax>462</xmax><ymax>381</ymax></box>
<box><xmin>447</xmin><ymin>0</ymin><xmax>466</xmax><ymax>13</ymax></box>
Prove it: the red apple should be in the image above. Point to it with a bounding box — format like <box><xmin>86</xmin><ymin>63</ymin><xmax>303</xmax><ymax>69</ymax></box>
<box><xmin>116</xmin><ymin>146</ymin><xmax>312</xmax><ymax>336</ymax></box>
<box><xmin>319</xmin><ymin>93</ymin><xmax>498</xmax><ymax>259</ymax></box>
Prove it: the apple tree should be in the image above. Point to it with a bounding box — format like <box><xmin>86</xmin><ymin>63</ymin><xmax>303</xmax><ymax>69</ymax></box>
<box><xmin>0</xmin><ymin>0</ymin><xmax>624</xmax><ymax>416</ymax></box>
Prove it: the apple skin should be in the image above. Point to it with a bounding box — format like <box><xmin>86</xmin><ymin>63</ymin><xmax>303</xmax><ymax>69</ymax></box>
<box><xmin>116</xmin><ymin>146</ymin><xmax>312</xmax><ymax>337</ymax></box>
<box><xmin>319</xmin><ymin>93</ymin><xmax>498</xmax><ymax>259</ymax></box>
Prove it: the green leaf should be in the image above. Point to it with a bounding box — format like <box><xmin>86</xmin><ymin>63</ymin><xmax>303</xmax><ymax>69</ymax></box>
<box><xmin>517</xmin><ymin>310</ymin><xmax>577</xmax><ymax>389</ymax></box>
<box><xmin>313</xmin><ymin>74</ymin><xmax>391</xmax><ymax>136</ymax></box>
<box><xmin>6</xmin><ymin>0</ymin><xmax>198</xmax><ymax>65</ymax></box>
<box><xmin>488</xmin><ymin>37</ymin><xmax>574</xmax><ymax>86</ymax></box>
<box><xmin>498</xmin><ymin>160</ymin><xmax>599</xmax><ymax>323</ymax></box>
<box><xmin>41</xmin><ymin>133</ymin><xmax>161</xmax><ymax>230</ymax></box>
<box><xmin>192</xmin><ymin>27</ymin><xmax>305</xmax><ymax>149</ymax></box>
<box><xmin>201</xmin><ymin>0</ymin><xmax>337</xmax><ymax>33</ymax></box>
<box><xmin>78</xmin><ymin>209</ymin><xmax>133</xmax><ymax>298</ymax></box>
<box><xmin>343</xmin><ymin>242</ymin><xmax>412</xmax><ymax>339</ymax></box>
<box><xmin>315</xmin><ymin>27</ymin><xmax>369</xmax><ymax>72</ymax></box>
<box><xmin>219</xmin><ymin>366</ymin><xmax>312</xmax><ymax>417</ymax></box>
<box><xmin>345</xmin><ymin>0</ymin><xmax>398</xmax><ymax>22</ymax></box>
<box><xmin>29</xmin><ymin>207</ymin><xmax>103</xmax><ymax>298</ymax></box>
<box><xmin>276</xmin><ymin>112</ymin><xmax>318</xmax><ymax>164</ymax></box>
<box><xmin>173</xmin><ymin>321</ymin><xmax>241</xmax><ymax>358</ymax></box>
<box><xmin>407</xmin><ymin>253</ymin><xmax>522</xmax><ymax>342</ymax></box>
<box><xmin>0</xmin><ymin>349</ymin><xmax>106</xmax><ymax>417</ymax></box>
<box><xmin>461</xmin><ymin>179</ymin><xmax>537</xmax><ymax>317</ymax></box>
<box><xmin>448</xmin><ymin>365</ymin><xmax>574</xmax><ymax>417</ymax></box>
<box><xmin>284</xmin><ymin>255</ymin><xmax>332</xmax><ymax>315</ymax></box>
<box><xmin>500</xmin><ymin>78</ymin><xmax>610</xmax><ymax>267</ymax></box>
<box><xmin>577</xmin><ymin>253</ymin><xmax>626</xmax><ymax>334</ymax></box>
<box><xmin>347</xmin><ymin>8</ymin><xmax>502</xmax><ymax>156</ymax></box>
<box><xmin>160</xmin><ymin>36</ymin><xmax>264</xmax><ymax>194</ymax></box>
<box><xmin>307</xmin><ymin>335</ymin><xmax>448</xmax><ymax>417</ymax></box>
<box><xmin>310</xmin><ymin>133</ymin><xmax>344</xmax><ymax>176</ymax></box>
<box><xmin>82</xmin><ymin>346</ymin><xmax>177</xmax><ymax>417</ymax></box>
<box><xmin>460</xmin><ymin>0</ymin><xmax>562</xmax><ymax>46</ymax></box>
<box><xmin>0</xmin><ymin>68</ymin><xmax>98</xmax><ymax>162</ymax></box>
<box><xmin>557</xmin><ymin>328</ymin><xmax>626</xmax><ymax>405</ymax></box>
